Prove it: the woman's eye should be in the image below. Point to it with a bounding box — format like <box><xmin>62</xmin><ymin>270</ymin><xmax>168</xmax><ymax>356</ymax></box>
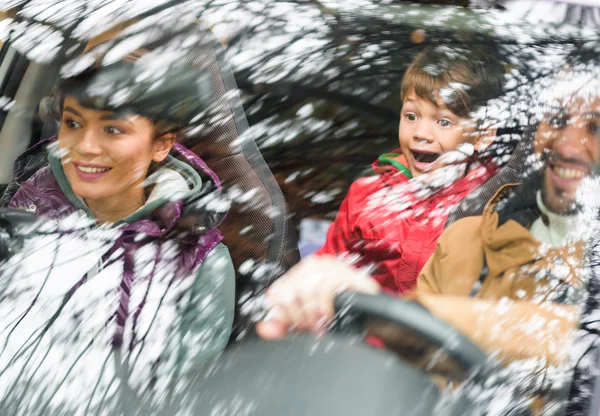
<box><xmin>438</xmin><ymin>119</ymin><xmax>453</xmax><ymax>128</ymax></box>
<box><xmin>104</xmin><ymin>126</ymin><xmax>124</xmax><ymax>136</ymax></box>
<box><xmin>63</xmin><ymin>119</ymin><xmax>81</xmax><ymax>129</ymax></box>
<box><xmin>405</xmin><ymin>112</ymin><xmax>417</xmax><ymax>122</ymax></box>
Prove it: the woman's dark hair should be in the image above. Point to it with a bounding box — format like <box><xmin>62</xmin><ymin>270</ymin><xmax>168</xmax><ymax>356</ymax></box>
<box><xmin>57</xmin><ymin>56</ymin><xmax>211</xmax><ymax>139</ymax></box>
<box><xmin>53</xmin><ymin>24</ymin><xmax>215</xmax><ymax>137</ymax></box>
<box><xmin>57</xmin><ymin>61</ymin><xmax>173</xmax><ymax>138</ymax></box>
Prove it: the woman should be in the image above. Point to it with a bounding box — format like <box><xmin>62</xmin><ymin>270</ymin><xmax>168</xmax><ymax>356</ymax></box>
<box><xmin>0</xmin><ymin>46</ymin><xmax>235</xmax><ymax>414</ymax></box>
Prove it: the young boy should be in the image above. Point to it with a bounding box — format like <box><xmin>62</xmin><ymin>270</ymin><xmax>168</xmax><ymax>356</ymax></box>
<box><xmin>314</xmin><ymin>45</ymin><xmax>506</xmax><ymax>294</ymax></box>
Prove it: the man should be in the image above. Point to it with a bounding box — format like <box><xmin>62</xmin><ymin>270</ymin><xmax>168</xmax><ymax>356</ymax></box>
<box><xmin>256</xmin><ymin>63</ymin><xmax>600</xmax><ymax>372</ymax></box>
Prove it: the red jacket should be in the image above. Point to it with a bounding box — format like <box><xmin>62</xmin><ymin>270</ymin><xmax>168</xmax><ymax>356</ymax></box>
<box><xmin>315</xmin><ymin>151</ymin><xmax>496</xmax><ymax>294</ymax></box>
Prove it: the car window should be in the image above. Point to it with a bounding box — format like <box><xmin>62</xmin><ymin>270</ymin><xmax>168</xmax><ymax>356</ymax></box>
<box><xmin>0</xmin><ymin>1</ymin><xmax>600</xmax><ymax>415</ymax></box>
<box><xmin>213</xmin><ymin>0</ymin><xmax>589</xmax><ymax>244</ymax></box>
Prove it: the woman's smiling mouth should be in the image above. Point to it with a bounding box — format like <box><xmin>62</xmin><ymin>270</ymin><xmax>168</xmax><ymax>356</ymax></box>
<box><xmin>73</xmin><ymin>163</ymin><xmax>112</xmax><ymax>180</ymax></box>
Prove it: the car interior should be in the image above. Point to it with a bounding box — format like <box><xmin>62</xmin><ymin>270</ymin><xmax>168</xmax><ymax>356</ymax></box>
<box><xmin>0</xmin><ymin>1</ymin><xmax>598</xmax><ymax>415</ymax></box>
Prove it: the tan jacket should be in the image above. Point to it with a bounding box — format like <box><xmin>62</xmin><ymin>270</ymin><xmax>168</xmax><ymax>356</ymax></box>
<box><xmin>413</xmin><ymin>181</ymin><xmax>585</xmax><ymax>366</ymax></box>
<box><xmin>405</xmin><ymin>180</ymin><xmax>588</xmax><ymax>414</ymax></box>
<box><xmin>418</xmin><ymin>183</ymin><xmax>584</xmax><ymax>303</ymax></box>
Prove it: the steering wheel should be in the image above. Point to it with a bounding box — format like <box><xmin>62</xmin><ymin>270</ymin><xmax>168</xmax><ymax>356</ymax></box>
<box><xmin>333</xmin><ymin>291</ymin><xmax>490</xmax><ymax>375</ymax></box>
<box><xmin>167</xmin><ymin>291</ymin><xmax>492</xmax><ymax>416</ymax></box>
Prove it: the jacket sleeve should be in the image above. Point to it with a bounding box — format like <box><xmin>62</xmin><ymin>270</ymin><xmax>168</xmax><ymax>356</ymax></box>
<box><xmin>415</xmin><ymin>293</ymin><xmax>578</xmax><ymax>366</ymax></box>
<box><xmin>416</xmin><ymin>243</ymin><xmax>444</xmax><ymax>295</ymax></box>
<box><xmin>315</xmin><ymin>181</ymin><xmax>363</xmax><ymax>257</ymax></box>
<box><xmin>415</xmin><ymin>216</ymin><xmax>484</xmax><ymax>296</ymax></box>
<box><xmin>178</xmin><ymin>242</ymin><xmax>235</xmax><ymax>371</ymax></box>
<box><xmin>413</xmin><ymin>217</ymin><xmax>577</xmax><ymax>365</ymax></box>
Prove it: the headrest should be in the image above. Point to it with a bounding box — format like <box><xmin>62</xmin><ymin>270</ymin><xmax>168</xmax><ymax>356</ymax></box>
<box><xmin>445</xmin><ymin>126</ymin><xmax>537</xmax><ymax>227</ymax></box>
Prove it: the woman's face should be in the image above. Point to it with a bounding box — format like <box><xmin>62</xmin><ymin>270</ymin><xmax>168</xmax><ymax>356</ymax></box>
<box><xmin>58</xmin><ymin>95</ymin><xmax>171</xmax><ymax>205</ymax></box>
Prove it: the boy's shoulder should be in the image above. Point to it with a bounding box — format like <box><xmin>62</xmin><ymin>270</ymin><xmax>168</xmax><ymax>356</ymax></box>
<box><xmin>350</xmin><ymin>168</ymin><xmax>411</xmax><ymax>194</ymax></box>
<box><xmin>344</xmin><ymin>171</ymin><xmax>411</xmax><ymax>211</ymax></box>
<box><xmin>348</xmin><ymin>175</ymin><xmax>386</xmax><ymax>197</ymax></box>
<box><xmin>342</xmin><ymin>151</ymin><xmax>412</xmax><ymax>204</ymax></box>
<box><xmin>371</xmin><ymin>150</ymin><xmax>412</xmax><ymax>178</ymax></box>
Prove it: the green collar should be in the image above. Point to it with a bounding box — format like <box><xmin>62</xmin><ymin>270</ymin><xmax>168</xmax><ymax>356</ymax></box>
<box><xmin>377</xmin><ymin>153</ymin><xmax>412</xmax><ymax>179</ymax></box>
<box><xmin>48</xmin><ymin>152</ymin><xmax>202</xmax><ymax>226</ymax></box>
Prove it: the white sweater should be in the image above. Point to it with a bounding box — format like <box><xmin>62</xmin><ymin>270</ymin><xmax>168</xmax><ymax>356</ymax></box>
<box><xmin>529</xmin><ymin>191</ymin><xmax>586</xmax><ymax>248</ymax></box>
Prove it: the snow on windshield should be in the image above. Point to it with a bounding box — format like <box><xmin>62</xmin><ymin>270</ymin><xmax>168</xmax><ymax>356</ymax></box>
<box><xmin>0</xmin><ymin>0</ymin><xmax>600</xmax><ymax>415</ymax></box>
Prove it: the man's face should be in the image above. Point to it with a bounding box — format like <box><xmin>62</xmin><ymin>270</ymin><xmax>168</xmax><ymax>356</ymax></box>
<box><xmin>534</xmin><ymin>95</ymin><xmax>600</xmax><ymax>214</ymax></box>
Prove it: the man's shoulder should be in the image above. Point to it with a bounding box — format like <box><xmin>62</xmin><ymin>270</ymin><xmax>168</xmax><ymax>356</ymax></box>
<box><xmin>443</xmin><ymin>215</ymin><xmax>483</xmax><ymax>239</ymax></box>
<box><xmin>489</xmin><ymin>182</ymin><xmax>523</xmax><ymax>207</ymax></box>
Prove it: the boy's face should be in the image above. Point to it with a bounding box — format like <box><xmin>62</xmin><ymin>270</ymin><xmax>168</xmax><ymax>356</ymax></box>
<box><xmin>399</xmin><ymin>91</ymin><xmax>477</xmax><ymax>177</ymax></box>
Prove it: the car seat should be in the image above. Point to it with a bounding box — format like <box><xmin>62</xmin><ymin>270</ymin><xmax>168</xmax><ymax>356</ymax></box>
<box><xmin>173</xmin><ymin>25</ymin><xmax>301</xmax><ymax>339</ymax></box>
<box><xmin>445</xmin><ymin>126</ymin><xmax>536</xmax><ymax>227</ymax></box>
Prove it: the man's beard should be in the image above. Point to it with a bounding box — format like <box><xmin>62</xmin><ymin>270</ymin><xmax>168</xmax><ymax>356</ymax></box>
<box><xmin>540</xmin><ymin>184</ymin><xmax>581</xmax><ymax>216</ymax></box>
<box><xmin>540</xmin><ymin>151</ymin><xmax>593</xmax><ymax>216</ymax></box>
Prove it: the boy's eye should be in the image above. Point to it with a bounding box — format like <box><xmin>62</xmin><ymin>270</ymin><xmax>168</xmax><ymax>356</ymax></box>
<box><xmin>63</xmin><ymin>118</ymin><xmax>82</xmax><ymax>129</ymax></box>
<box><xmin>438</xmin><ymin>119</ymin><xmax>453</xmax><ymax>128</ymax></box>
<box><xmin>104</xmin><ymin>126</ymin><xmax>124</xmax><ymax>136</ymax></box>
<box><xmin>405</xmin><ymin>112</ymin><xmax>418</xmax><ymax>122</ymax></box>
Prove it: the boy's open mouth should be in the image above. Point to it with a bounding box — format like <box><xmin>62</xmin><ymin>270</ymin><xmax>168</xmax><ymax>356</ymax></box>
<box><xmin>411</xmin><ymin>150</ymin><xmax>441</xmax><ymax>166</ymax></box>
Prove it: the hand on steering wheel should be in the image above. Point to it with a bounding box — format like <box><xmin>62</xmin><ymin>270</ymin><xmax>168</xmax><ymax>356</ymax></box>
<box><xmin>334</xmin><ymin>292</ymin><xmax>490</xmax><ymax>376</ymax></box>
<box><xmin>256</xmin><ymin>256</ymin><xmax>490</xmax><ymax>377</ymax></box>
<box><xmin>256</xmin><ymin>255</ymin><xmax>381</xmax><ymax>340</ymax></box>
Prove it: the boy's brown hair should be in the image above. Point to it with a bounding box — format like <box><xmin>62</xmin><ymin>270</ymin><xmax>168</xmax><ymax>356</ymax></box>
<box><xmin>401</xmin><ymin>45</ymin><xmax>506</xmax><ymax>119</ymax></box>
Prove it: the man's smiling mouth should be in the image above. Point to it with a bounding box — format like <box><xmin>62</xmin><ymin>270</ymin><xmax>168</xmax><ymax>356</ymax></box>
<box><xmin>547</xmin><ymin>153</ymin><xmax>590</xmax><ymax>181</ymax></box>
<box><xmin>551</xmin><ymin>165</ymin><xmax>585</xmax><ymax>179</ymax></box>
<box><xmin>546</xmin><ymin>154</ymin><xmax>591</xmax><ymax>193</ymax></box>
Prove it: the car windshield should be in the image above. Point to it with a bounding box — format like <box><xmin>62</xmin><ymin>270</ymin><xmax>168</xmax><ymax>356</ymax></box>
<box><xmin>0</xmin><ymin>1</ymin><xmax>600</xmax><ymax>415</ymax></box>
